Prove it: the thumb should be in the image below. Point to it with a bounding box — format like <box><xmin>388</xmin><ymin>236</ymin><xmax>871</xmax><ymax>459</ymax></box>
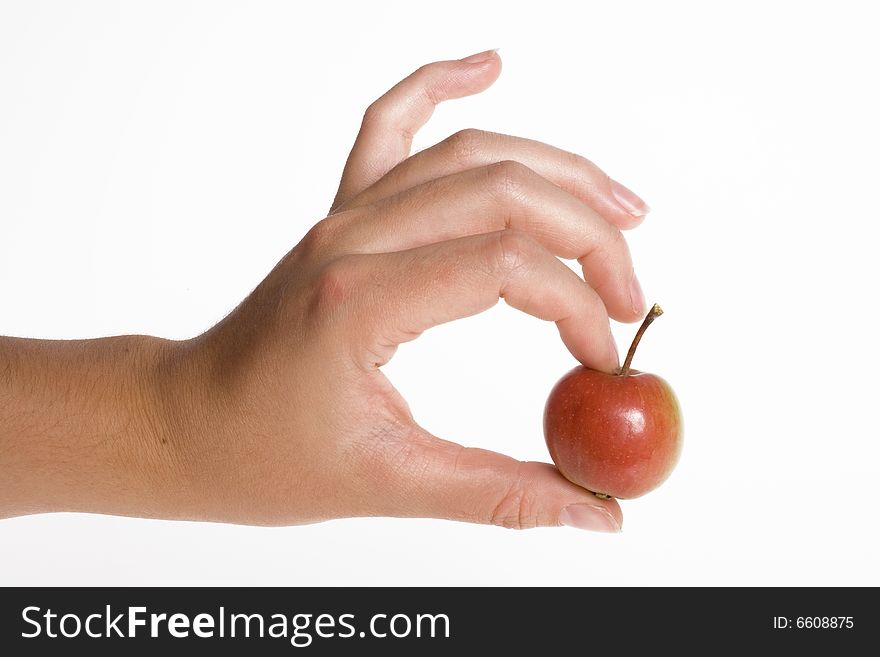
<box><xmin>381</xmin><ymin>429</ymin><xmax>622</xmax><ymax>532</ymax></box>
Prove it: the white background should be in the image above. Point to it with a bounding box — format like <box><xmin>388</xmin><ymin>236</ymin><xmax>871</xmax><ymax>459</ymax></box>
<box><xmin>1</xmin><ymin>1</ymin><xmax>878</xmax><ymax>586</ymax></box>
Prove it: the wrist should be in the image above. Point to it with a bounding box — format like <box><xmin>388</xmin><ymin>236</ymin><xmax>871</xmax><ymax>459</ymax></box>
<box><xmin>130</xmin><ymin>335</ymin><xmax>215</xmax><ymax>520</ymax></box>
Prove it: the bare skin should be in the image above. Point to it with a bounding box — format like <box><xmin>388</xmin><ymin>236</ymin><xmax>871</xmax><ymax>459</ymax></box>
<box><xmin>0</xmin><ymin>50</ymin><xmax>651</xmax><ymax>532</ymax></box>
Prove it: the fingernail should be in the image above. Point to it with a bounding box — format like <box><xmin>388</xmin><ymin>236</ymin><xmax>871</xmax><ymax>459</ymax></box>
<box><xmin>611</xmin><ymin>179</ymin><xmax>650</xmax><ymax>217</ymax></box>
<box><xmin>559</xmin><ymin>504</ymin><xmax>621</xmax><ymax>533</ymax></box>
<box><xmin>460</xmin><ymin>49</ymin><xmax>498</xmax><ymax>64</ymax></box>
<box><xmin>630</xmin><ymin>273</ymin><xmax>646</xmax><ymax>317</ymax></box>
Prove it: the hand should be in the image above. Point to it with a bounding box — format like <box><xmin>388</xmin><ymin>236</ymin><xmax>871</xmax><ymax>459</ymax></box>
<box><xmin>0</xmin><ymin>51</ymin><xmax>649</xmax><ymax>532</ymax></box>
<box><xmin>158</xmin><ymin>49</ymin><xmax>648</xmax><ymax>532</ymax></box>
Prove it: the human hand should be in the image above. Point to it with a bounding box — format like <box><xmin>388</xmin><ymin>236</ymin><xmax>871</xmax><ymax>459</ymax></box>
<box><xmin>151</xmin><ymin>50</ymin><xmax>650</xmax><ymax>532</ymax></box>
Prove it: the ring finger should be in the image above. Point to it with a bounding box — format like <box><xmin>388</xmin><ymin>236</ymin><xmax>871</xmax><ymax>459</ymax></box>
<box><xmin>339</xmin><ymin>129</ymin><xmax>650</xmax><ymax>230</ymax></box>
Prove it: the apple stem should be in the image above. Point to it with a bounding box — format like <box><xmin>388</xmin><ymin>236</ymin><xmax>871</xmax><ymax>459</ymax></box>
<box><xmin>619</xmin><ymin>303</ymin><xmax>664</xmax><ymax>376</ymax></box>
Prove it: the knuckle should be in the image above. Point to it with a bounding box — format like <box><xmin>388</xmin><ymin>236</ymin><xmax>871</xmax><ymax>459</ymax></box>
<box><xmin>298</xmin><ymin>209</ymin><xmax>362</xmax><ymax>261</ymax></box>
<box><xmin>412</xmin><ymin>60</ymin><xmax>455</xmax><ymax>87</ymax></box>
<box><xmin>489</xmin><ymin>482</ymin><xmax>541</xmax><ymax>530</ymax></box>
<box><xmin>559</xmin><ymin>151</ymin><xmax>611</xmax><ymax>198</ymax></box>
<box><xmin>362</xmin><ymin>98</ymin><xmax>386</xmax><ymax>126</ymax></box>
<box><xmin>568</xmin><ymin>150</ymin><xmax>605</xmax><ymax>180</ymax></box>
<box><xmin>445</xmin><ymin>128</ymin><xmax>485</xmax><ymax>162</ymax></box>
<box><xmin>304</xmin><ymin>217</ymin><xmax>333</xmax><ymax>244</ymax></box>
<box><xmin>486</xmin><ymin>160</ymin><xmax>532</xmax><ymax>203</ymax></box>
<box><xmin>310</xmin><ymin>256</ymin><xmax>360</xmax><ymax>316</ymax></box>
<box><xmin>421</xmin><ymin>83</ymin><xmax>444</xmax><ymax>108</ymax></box>
<box><xmin>491</xmin><ymin>229</ymin><xmax>536</xmax><ymax>276</ymax></box>
<box><xmin>298</xmin><ymin>216</ymin><xmax>340</xmax><ymax>260</ymax></box>
<box><xmin>412</xmin><ymin>62</ymin><xmax>436</xmax><ymax>78</ymax></box>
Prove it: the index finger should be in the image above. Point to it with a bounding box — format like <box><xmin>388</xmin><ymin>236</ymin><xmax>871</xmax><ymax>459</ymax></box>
<box><xmin>325</xmin><ymin>230</ymin><xmax>619</xmax><ymax>373</ymax></box>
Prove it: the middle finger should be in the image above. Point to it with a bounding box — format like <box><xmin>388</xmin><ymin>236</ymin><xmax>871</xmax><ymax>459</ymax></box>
<box><xmin>329</xmin><ymin>161</ymin><xmax>645</xmax><ymax>322</ymax></box>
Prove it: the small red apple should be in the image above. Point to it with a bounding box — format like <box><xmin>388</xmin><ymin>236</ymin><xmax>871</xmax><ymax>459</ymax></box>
<box><xmin>544</xmin><ymin>304</ymin><xmax>683</xmax><ymax>499</ymax></box>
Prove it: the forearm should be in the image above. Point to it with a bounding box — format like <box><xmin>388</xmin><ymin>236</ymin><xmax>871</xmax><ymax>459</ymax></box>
<box><xmin>0</xmin><ymin>335</ymin><xmax>182</xmax><ymax>519</ymax></box>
